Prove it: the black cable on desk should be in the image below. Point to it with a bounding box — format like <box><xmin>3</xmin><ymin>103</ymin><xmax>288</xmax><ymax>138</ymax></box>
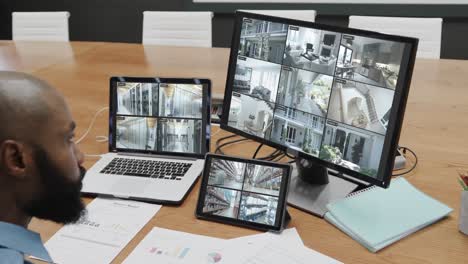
<box><xmin>258</xmin><ymin>150</ymin><xmax>281</xmax><ymax>161</ymax></box>
<box><xmin>215</xmin><ymin>138</ymin><xmax>250</xmax><ymax>154</ymax></box>
<box><xmin>272</xmin><ymin>154</ymin><xmax>286</xmax><ymax>162</ymax></box>
<box><xmin>392</xmin><ymin>146</ymin><xmax>418</xmax><ymax>177</ymax></box>
<box><xmin>252</xmin><ymin>143</ymin><xmax>264</xmax><ymax>159</ymax></box>
<box><xmin>214</xmin><ymin>134</ymin><xmax>237</xmax><ymax>154</ymax></box>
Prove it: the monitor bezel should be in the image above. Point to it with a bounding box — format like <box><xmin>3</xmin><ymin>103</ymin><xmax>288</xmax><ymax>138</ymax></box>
<box><xmin>220</xmin><ymin>11</ymin><xmax>418</xmax><ymax>188</ymax></box>
<box><xmin>109</xmin><ymin>76</ymin><xmax>211</xmax><ymax>159</ymax></box>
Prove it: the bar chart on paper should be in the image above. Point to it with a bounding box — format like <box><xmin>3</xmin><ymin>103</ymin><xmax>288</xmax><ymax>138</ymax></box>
<box><xmin>144</xmin><ymin>246</ymin><xmax>222</xmax><ymax>263</ymax></box>
<box><xmin>123</xmin><ymin>227</ymin><xmax>226</xmax><ymax>264</ymax></box>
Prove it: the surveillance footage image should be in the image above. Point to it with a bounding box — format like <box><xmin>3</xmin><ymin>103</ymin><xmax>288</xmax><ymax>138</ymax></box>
<box><xmin>243</xmin><ymin>163</ymin><xmax>283</xmax><ymax>196</ymax></box>
<box><xmin>115</xmin><ymin>81</ymin><xmax>204</xmax><ymax>154</ymax></box>
<box><xmin>233</xmin><ymin>56</ymin><xmax>281</xmax><ymax>103</ymax></box>
<box><xmin>269</xmin><ymin>110</ymin><xmax>325</xmax><ymax>157</ymax></box>
<box><xmin>336</xmin><ymin>35</ymin><xmax>405</xmax><ymax>90</ymax></box>
<box><xmin>320</xmin><ymin>120</ymin><xmax>384</xmax><ymax>177</ymax></box>
<box><xmin>239</xmin><ymin>192</ymin><xmax>278</xmax><ymax>226</ymax></box>
<box><xmin>208</xmin><ymin>159</ymin><xmax>246</xmax><ymax>190</ymax></box>
<box><xmin>203</xmin><ymin>186</ymin><xmax>242</xmax><ymax>218</ymax></box>
<box><xmin>327</xmin><ymin>78</ymin><xmax>394</xmax><ymax>135</ymax></box>
<box><xmin>277</xmin><ymin>67</ymin><xmax>334</xmax><ymax>117</ymax></box>
<box><xmin>158</xmin><ymin>118</ymin><xmax>203</xmax><ymax>153</ymax></box>
<box><xmin>284</xmin><ymin>26</ymin><xmax>340</xmax><ymax>76</ymax></box>
<box><xmin>116</xmin><ymin>117</ymin><xmax>203</xmax><ymax>153</ymax></box>
<box><xmin>238</xmin><ymin>18</ymin><xmax>288</xmax><ymax>64</ymax></box>
<box><xmin>117</xmin><ymin>82</ymin><xmax>159</xmax><ymax>116</ymax></box>
<box><xmin>227</xmin><ymin>93</ymin><xmax>274</xmax><ymax>138</ymax></box>
<box><xmin>117</xmin><ymin>82</ymin><xmax>203</xmax><ymax>118</ymax></box>
<box><xmin>116</xmin><ymin>116</ymin><xmax>158</xmax><ymax>151</ymax></box>
<box><xmin>225</xmin><ymin>17</ymin><xmax>408</xmax><ymax>181</ymax></box>
<box><xmin>159</xmin><ymin>83</ymin><xmax>203</xmax><ymax>118</ymax></box>
<box><xmin>203</xmin><ymin>158</ymin><xmax>285</xmax><ymax>226</ymax></box>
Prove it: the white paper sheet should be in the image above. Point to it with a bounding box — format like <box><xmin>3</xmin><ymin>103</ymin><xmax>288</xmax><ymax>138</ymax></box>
<box><xmin>241</xmin><ymin>241</ymin><xmax>342</xmax><ymax>264</ymax></box>
<box><xmin>124</xmin><ymin>227</ymin><xmax>341</xmax><ymax>264</ymax></box>
<box><xmin>44</xmin><ymin>197</ymin><xmax>161</xmax><ymax>264</ymax></box>
<box><xmin>123</xmin><ymin>227</ymin><xmax>230</xmax><ymax>264</ymax></box>
<box><xmin>226</xmin><ymin>228</ymin><xmax>342</xmax><ymax>264</ymax></box>
<box><xmin>228</xmin><ymin>228</ymin><xmax>304</xmax><ymax>247</ymax></box>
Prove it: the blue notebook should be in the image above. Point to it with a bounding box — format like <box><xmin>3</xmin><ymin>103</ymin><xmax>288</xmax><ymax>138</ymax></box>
<box><xmin>324</xmin><ymin>177</ymin><xmax>452</xmax><ymax>252</ymax></box>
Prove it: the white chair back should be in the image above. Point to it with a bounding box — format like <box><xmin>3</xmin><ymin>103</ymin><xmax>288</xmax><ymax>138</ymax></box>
<box><xmin>349</xmin><ymin>16</ymin><xmax>443</xmax><ymax>59</ymax></box>
<box><xmin>142</xmin><ymin>11</ymin><xmax>213</xmax><ymax>47</ymax></box>
<box><xmin>238</xmin><ymin>10</ymin><xmax>316</xmax><ymax>22</ymax></box>
<box><xmin>12</xmin><ymin>12</ymin><xmax>70</xmax><ymax>42</ymax></box>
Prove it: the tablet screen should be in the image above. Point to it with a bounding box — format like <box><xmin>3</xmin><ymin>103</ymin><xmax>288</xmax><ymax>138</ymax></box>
<box><xmin>197</xmin><ymin>154</ymin><xmax>291</xmax><ymax>231</ymax></box>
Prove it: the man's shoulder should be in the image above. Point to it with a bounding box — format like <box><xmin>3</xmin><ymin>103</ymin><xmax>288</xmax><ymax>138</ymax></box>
<box><xmin>0</xmin><ymin>247</ymin><xmax>26</xmax><ymax>264</ymax></box>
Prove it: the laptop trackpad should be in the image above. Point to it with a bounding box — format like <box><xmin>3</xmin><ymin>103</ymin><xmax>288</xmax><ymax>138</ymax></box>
<box><xmin>109</xmin><ymin>178</ymin><xmax>149</xmax><ymax>195</ymax></box>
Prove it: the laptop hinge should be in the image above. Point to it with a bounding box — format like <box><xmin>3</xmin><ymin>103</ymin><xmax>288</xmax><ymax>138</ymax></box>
<box><xmin>117</xmin><ymin>152</ymin><xmax>197</xmax><ymax>161</ymax></box>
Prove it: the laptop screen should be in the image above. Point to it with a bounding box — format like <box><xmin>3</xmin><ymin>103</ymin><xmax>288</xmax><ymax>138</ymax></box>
<box><xmin>110</xmin><ymin>77</ymin><xmax>211</xmax><ymax>158</ymax></box>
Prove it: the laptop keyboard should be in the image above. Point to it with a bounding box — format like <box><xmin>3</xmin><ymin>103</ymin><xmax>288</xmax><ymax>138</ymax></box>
<box><xmin>100</xmin><ymin>158</ymin><xmax>192</xmax><ymax>180</ymax></box>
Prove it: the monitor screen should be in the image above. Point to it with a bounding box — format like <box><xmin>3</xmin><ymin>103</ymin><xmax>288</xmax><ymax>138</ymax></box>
<box><xmin>221</xmin><ymin>12</ymin><xmax>418</xmax><ymax>187</ymax></box>
<box><xmin>321</xmin><ymin>47</ymin><xmax>331</xmax><ymax>57</ymax></box>
<box><xmin>202</xmin><ymin>157</ymin><xmax>287</xmax><ymax>226</ymax></box>
<box><xmin>323</xmin><ymin>34</ymin><xmax>336</xmax><ymax>46</ymax></box>
<box><xmin>110</xmin><ymin>78</ymin><xmax>211</xmax><ymax>158</ymax></box>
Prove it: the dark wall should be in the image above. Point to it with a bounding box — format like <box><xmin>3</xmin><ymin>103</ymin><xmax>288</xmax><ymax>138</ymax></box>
<box><xmin>1</xmin><ymin>0</ymin><xmax>467</xmax><ymax>59</ymax></box>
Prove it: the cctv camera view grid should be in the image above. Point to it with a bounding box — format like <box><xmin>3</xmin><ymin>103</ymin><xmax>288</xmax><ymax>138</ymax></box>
<box><xmin>229</xmin><ymin>18</ymin><xmax>407</xmax><ymax>178</ymax></box>
<box><xmin>202</xmin><ymin>158</ymin><xmax>285</xmax><ymax>226</ymax></box>
<box><xmin>115</xmin><ymin>82</ymin><xmax>204</xmax><ymax>154</ymax></box>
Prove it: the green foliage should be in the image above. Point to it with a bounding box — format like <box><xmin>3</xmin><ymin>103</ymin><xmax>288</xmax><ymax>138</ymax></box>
<box><xmin>313</xmin><ymin>79</ymin><xmax>326</xmax><ymax>86</ymax></box>
<box><xmin>302</xmin><ymin>129</ymin><xmax>318</xmax><ymax>156</ymax></box>
<box><xmin>319</xmin><ymin>145</ymin><xmax>342</xmax><ymax>163</ymax></box>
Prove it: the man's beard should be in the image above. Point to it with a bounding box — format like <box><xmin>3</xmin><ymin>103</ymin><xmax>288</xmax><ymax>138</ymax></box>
<box><xmin>23</xmin><ymin>146</ymin><xmax>87</xmax><ymax>224</ymax></box>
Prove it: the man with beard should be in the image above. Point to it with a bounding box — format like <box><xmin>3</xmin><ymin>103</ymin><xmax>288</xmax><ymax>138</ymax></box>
<box><xmin>0</xmin><ymin>72</ymin><xmax>86</xmax><ymax>263</ymax></box>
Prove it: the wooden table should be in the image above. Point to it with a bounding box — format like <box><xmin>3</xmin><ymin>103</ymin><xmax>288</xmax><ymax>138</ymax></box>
<box><xmin>1</xmin><ymin>41</ymin><xmax>467</xmax><ymax>263</ymax></box>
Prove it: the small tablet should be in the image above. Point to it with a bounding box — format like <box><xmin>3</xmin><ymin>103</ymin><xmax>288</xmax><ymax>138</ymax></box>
<box><xmin>196</xmin><ymin>153</ymin><xmax>292</xmax><ymax>232</ymax></box>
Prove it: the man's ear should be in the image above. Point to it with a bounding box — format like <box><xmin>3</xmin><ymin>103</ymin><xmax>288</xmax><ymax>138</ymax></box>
<box><xmin>0</xmin><ymin>140</ymin><xmax>27</xmax><ymax>180</ymax></box>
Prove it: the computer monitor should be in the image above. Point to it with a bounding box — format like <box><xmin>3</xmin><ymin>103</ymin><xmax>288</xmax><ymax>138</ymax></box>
<box><xmin>220</xmin><ymin>12</ymin><xmax>418</xmax><ymax>216</ymax></box>
<box><xmin>320</xmin><ymin>47</ymin><xmax>331</xmax><ymax>57</ymax></box>
<box><xmin>323</xmin><ymin>34</ymin><xmax>336</xmax><ymax>46</ymax></box>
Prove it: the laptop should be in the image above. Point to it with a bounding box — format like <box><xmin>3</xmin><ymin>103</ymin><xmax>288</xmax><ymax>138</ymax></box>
<box><xmin>82</xmin><ymin>77</ymin><xmax>211</xmax><ymax>204</ymax></box>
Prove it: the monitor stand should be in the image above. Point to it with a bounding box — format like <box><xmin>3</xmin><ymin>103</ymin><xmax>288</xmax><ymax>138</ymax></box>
<box><xmin>287</xmin><ymin>157</ymin><xmax>360</xmax><ymax>218</ymax></box>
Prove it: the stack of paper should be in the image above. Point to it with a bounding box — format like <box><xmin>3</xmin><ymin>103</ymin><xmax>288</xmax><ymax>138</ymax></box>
<box><xmin>123</xmin><ymin>227</ymin><xmax>342</xmax><ymax>264</ymax></box>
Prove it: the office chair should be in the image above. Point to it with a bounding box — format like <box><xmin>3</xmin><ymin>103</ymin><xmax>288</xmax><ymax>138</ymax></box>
<box><xmin>238</xmin><ymin>10</ymin><xmax>317</xmax><ymax>22</ymax></box>
<box><xmin>12</xmin><ymin>12</ymin><xmax>70</xmax><ymax>41</ymax></box>
<box><xmin>142</xmin><ymin>11</ymin><xmax>213</xmax><ymax>47</ymax></box>
<box><xmin>301</xmin><ymin>43</ymin><xmax>317</xmax><ymax>61</ymax></box>
<box><xmin>348</xmin><ymin>16</ymin><xmax>443</xmax><ymax>59</ymax></box>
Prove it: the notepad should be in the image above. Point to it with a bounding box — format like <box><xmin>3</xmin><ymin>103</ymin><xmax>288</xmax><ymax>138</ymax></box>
<box><xmin>324</xmin><ymin>177</ymin><xmax>452</xmax><ymax>252</ymax></box>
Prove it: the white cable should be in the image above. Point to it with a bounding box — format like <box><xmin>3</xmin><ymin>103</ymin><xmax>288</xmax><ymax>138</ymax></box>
<box><xmin>76</xmin><ymin>107</ymin><xmax>109</xmax><ymax>144</ymax></box>
<box><xmin>95</xmin><ymin>135</ymin><xmax>108</xmax><ymax>143</ymax></box>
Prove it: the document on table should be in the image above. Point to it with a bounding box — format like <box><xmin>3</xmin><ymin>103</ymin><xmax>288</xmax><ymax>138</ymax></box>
<box><xmin>228</xmin><ymin>228</ymin><xmax>304</xmax><ymax>247</ymax></box>
<box><xmin>123</xmin><ymin>227</ymin><xmax>237</xmax><ymax>264</ymax></box>
<box><xmin>227</xmin><ymin>228</ymin><xmax>342</xmax><ymax>264</ymax></box>
<box><xmin>239</xmin><ymin>240</ymin><xmax>342</xmax><ymax>264</ymax></box>
<box><xmin>123</xmin><ymin>227</ymin><xmax>341</xmax><ymax>264</ymax></box>
<box><xmin>44</xmin><ymin>197</ymin><xmax>161</xmax><ymax>264</ymax></box>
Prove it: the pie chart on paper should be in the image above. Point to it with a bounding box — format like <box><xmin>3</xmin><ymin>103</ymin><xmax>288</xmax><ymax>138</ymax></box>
<box><xmin>207</xmin><ymin>252</ymin><xmax>222</xmax><ymax>263</ymax></box>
